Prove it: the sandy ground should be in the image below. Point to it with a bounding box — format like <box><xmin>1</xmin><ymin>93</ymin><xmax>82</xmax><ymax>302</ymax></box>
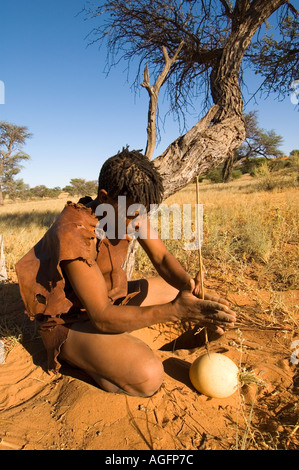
<box><xmin>0</xmin><ymin>280</ymin><xmax>298</xmax><ymax>451</ymax></box>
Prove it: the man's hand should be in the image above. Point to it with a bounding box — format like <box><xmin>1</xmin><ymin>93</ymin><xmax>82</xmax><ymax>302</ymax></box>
<box><xmin>192</xmin><ymin>270</ymin><xmax>231</xmax><ymax>308</ymax></box>
<box><xmin>172</xmin><ymin>279</ymin><xmax>236</xmax><ymax>333</ymax></box>
<box><xmin>192</xmin><ymin>270</ymin><xmax>204</xmax><ymax>299</ymax></box>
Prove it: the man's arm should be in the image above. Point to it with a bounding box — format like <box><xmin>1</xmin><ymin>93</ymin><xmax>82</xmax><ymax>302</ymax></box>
<box><xmin>62</xmin><ymin>258</ymin><xmax>178</xmax><ymax>333</ymax></box>
<box><xmin>138</xmin><ymin>218</ymin><xmax>230</xmax><ymax>306</ymax></box>
<box><xmin>139</xmin><ymin>237</ymin><xmax>192</xmax><ymax>290</ymax></box>
<box><xmin>61</xmin><ymin>259</ymin><xmax>236</xmax><ymax>334</ymax></box>
<box><xmin>137</xmin><ymin>217</ymin><xmax>192</xmax><ymax>290</ymax></box>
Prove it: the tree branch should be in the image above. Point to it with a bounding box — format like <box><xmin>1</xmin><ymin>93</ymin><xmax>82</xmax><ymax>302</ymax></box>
<box><xmin>219</xmin><ymin>0</ymin><xmax>233</xmax><ymax>18</ymax></box>
<box><xmin>286</xmin><ymin>1</ymin><xmax>299</xmax><ymax>14</ymax></box>
<box><xmin>142</xmin><ymin>41</ymin><xmax>184</xmax><ymax>159</ymax></box>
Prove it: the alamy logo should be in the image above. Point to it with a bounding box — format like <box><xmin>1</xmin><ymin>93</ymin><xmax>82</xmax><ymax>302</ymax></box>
<box><xmin>0</xmin><ymin>81</ymin><xmax>5</xmax><ymax>104</ymax></box>
<box><xmin>94</xmin><ymin>197</ymin><xmax>203</xmax><ymax>251</ymax></box>
<box><xmin>290</xmin><ymin>340</ymin><xmax>299</xmax><ymax>365</ymax></box>
<box><xmin>290</xmin><ymin>79</ymin><xmax>299</xmax><ymax>105</ymax></box>
<box><xmin>0</xmin><ymin>340</ymin><xmax>5</xmax><ymax>364</ymax></box>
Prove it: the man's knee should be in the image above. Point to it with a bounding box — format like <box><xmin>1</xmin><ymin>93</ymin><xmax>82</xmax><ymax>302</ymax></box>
<box><xmin>133</xmin><ymin>356</ymin><xmax>164</xmax><ymax>397</ymax></box>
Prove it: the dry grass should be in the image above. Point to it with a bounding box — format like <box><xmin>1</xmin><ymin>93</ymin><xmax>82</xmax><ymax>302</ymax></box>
<box><xmin>0</xmin><ymin>197</ymin><xmax>69</xmax><ymax>275</ymax></box>
<box><xmin>0</xmin><ymin>197</ymin><xmax>71</xmax><ymax>350</ymax></box>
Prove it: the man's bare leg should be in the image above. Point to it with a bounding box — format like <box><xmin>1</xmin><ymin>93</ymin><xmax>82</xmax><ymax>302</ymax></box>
<box><xmin>59</xmin><ymin>276</ymin><xmax>176</xmax><ymax>396</ymax></box>
<box><xmin>127</xmin><ymin>276</ymin><xmax>179</xmax><ymax>307</ymax></box>
<box><xmin>60</xmin><ymin>321</ymin><xmax>164</xmax><ymax>397</ymax></box>
<box><xmin>129</xmin><ymin>276</ymin><xmax>224</xmax><ymax>349</ymax></box>
<box><xmin>60</xmin><ymin>276</ymin><xmax>227</xmax><ymax>395</ymax></box>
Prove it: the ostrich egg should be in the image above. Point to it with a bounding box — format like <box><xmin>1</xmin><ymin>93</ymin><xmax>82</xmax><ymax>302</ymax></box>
<box><xmin>189</xmin><ymin>352</ymin><xmax>239</xmax><ymax>398</ymax></box>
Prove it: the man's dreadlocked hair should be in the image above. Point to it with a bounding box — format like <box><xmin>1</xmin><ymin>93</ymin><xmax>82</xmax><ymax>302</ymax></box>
<box><xmin>98</xmin><ymin>147</ymin><xmax>164</xmax><ymax>209</ymax></box>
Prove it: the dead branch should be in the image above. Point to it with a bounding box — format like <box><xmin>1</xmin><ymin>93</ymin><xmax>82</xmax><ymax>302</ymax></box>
<box><xmin>219</xmin><ymin>0</ymin><xmax>233</xmax><ymax>18</ymax></box>
<box><xmin>286</xmin><ymin>1</ymin><xmax>299</xmax><ymax>14</ymax></box>
<box><xmin>142</xmin><ymin>41</ymin><xmax>184</xmax><ymax>160</ymax></box>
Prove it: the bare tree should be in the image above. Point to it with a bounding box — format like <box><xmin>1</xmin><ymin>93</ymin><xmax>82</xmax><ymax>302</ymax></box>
<box><xmin>85</xmin><ymin>0</ymin><xmax>298</xmax><ymax>199</ymax></box>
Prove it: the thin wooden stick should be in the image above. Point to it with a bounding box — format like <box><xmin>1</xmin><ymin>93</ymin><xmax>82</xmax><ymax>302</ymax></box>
<box><xmin>195</xmin><ymin>178</ymin><xmax>204</xmax><ymax>300</ymax></box>
<box><xmin>195</xmin><ymin>178</ymin><xmax>210</xmax><ymax>355</ymax></box>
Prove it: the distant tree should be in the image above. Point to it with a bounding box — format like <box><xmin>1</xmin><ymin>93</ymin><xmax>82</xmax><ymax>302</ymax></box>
<box><xmin>3</xmin><ymin>178</ymin><xmax>30</xmax><ymax>200</ymax></box>
<box><xmin>50</xmin><ymin>187</ymin><xmax>63</xmax><ymax>197</ymax></box>
<box><xmin>222</xmin><ymin>111</ymin><xmax>284</xmax><ymax>181</ymax></box>
<box><xmin>290</xmin><ymin>149</ymin><xmax>299</xmax><ymax>157</ymax></box>
<box><xmin>206</xmin><ymin>165</ymin><xmax>243</xmax><ymax>183</ymax></box>
<box><xmin>84</xmin><ymin>180</ymin><xmax>99</xmax><ymax>196</ymax></box>
<box><xmin>28</xmin><ymin>185</ymin><xmax>62</xmax><ymax>199</ymax></box>
<box><xmin>63</xmin><ymin>178</ymin><xmax>97</xmax><ymax>197</ymax></box>
<box><xmin>0</xmin><ymin>121</ymin><xmax>32</xmax><ymax>205</ymax></box>
<box><xmin>30</xmin><ymin>185</ymin><xmax>50</xmax><ymax>198</ymax></box>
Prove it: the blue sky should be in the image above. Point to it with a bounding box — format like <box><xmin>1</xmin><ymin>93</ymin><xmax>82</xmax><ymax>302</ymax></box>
<box><xmin>1</xmin><ymin>0</ymin><xmax>298</xmax><ymax>189</ymax></box>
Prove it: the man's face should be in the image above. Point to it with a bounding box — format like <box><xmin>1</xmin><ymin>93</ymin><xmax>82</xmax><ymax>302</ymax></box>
<box><xmin>97</xmin><ymin>190</ymin><xmax>147</xmax><ymax>240</ymax></box>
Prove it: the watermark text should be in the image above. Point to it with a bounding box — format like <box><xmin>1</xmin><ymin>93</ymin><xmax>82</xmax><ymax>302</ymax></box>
<box><xmin>94</xmin><ymin>197</ymin><xmax>203</xmax><ymax>251</ymax></box>
<box><xmin>0</xmin><ymin>81</ymin><xmax>5</xmax><ymax>104</ymax></box>
<box><xmin>290</xmin><ymin>79</ymin><xmax>299</xmax><ymax>105</ymax></box>
<box><xmin>290</xmin><ymin>340</ymin><xmax>299</xmax><ymax>365</ymax></box>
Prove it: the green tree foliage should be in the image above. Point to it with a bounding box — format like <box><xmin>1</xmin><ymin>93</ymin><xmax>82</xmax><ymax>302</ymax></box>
<box><xmin>2</xmin><ymin>178</ymin><xmax>30</xmax><ymax>201</ymax></box>
<box><xmin>29</xmin><ymin>185</ymin><xmax>62</xmax><ymax>199</ymax></box>
<box><xmin>2</xmin><ymin>180</ymin><xmax>62</xmax><ymax>201</ymax></box>
<box><xmin>63</xmin><ymin>178</ymin><xmax>97</xmax><ymax>197</ymax></box>
<box><xmin>3</xmin><ymin>176</ymin><xmax>98</xmax><ymax>202</ymax></box>
<box><xmin>0</xmin><ymin>121</ymin><xmax>32</xmax><ymax>204</ymax></box>
<box><xmin>222</xmin><ymin>111</ymin><xmax>284</xmax><ymax>181</ymax></box>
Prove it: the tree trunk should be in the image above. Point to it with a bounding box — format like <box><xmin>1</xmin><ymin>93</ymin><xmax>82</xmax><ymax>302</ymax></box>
<box><xmin>154</xmin><ymin>106</ymin><xmax>245</xmax><ymax>198</ymax></box>
<box><xmin>222</xmin><ymin>152</ymin><xmax>235</xmax><ymax>182</ymax></box>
